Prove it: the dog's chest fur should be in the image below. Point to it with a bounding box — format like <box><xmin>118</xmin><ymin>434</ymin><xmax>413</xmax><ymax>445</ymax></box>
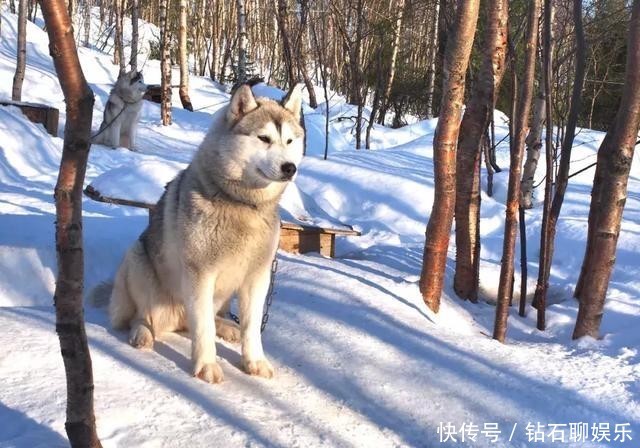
<box><xmin>145</xmin><ymin>170</ymin><xmax>279</xmax><ymax>298</ymax></box>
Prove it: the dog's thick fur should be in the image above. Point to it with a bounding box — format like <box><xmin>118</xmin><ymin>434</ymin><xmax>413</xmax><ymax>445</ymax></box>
<box><xmin>109</xmin><ymin>85</ymin><xmax>305</xmax><ymax>383</ymax></box>
<box><xmin>93</xmin><ymin>70</ymin><xmax>147</xmax><ymax>150</ymax></box>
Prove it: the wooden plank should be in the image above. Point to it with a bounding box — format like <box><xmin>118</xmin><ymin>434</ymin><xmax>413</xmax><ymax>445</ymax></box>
<box><xmin>0</xmin><ymin>100</ymin><xmax>59</xmax><ymax>136</ymax></box>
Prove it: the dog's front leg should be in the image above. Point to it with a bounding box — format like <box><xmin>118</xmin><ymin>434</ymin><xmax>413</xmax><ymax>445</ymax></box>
<box><xmin>238</xmin><ymin>266</ymin><xmax>274</xmax><ymax>378</ymax></box>
<box><xmin>187</xmin><ymin>274</ymin><xmax>224</xmax><ymax>383</ymax></box>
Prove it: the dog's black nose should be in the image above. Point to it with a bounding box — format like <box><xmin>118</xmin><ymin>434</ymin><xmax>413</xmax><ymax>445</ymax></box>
<box><xmin>281</xmin><ymin>162</ymin><xmax>297</xmax><ymax>178</ymax></box>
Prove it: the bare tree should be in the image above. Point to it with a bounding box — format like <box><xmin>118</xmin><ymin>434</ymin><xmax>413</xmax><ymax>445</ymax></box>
<box><xmin>573</xmin><ymin>0</ymin><xmax>640</xmax><ymax>340</ymax></box>
<box><xmin>178</xmin><ymin>0</ymin><xmax>193</xmax><ymax>110</ymax></box>
<box><xmin>533</xmin><ymin>0</ymin><xmax>555</xmax><ymax>330</ymax></box>
<box><xmin>113</xmin><ymin>0</ymin><xmax>125</xmax><ymax>72</ymax></box>
<box><xmin>237</xmin><ymin>0</ymin><xmax>247</xmax><ymax>84</ymax></box>
<box><xmin>419</xmin><ymin>0</ymin><xmax>480</xmax><ymax>313</ymax></box>
<box><xmin>276</xmin><ymin>0</ymin><xmax>296</xmax><ymax>87</ymax></box>
<box><xmin>83</xmin><ymin>0</ymin><xmax>92</xmax><ymax>48</ymax></box>
<box><xmin>12</xmin><ymin>0</ymin><xmax>27</xmax><ymax>101</ymax></box>
<box><xmin>39</xmin><ymin>0</ymin><xmax>101</xmax><ymax>445</ymax></box>
<box><xmin>378</xmin><ymin>0</ymin><xmax>406</xmax><ymax>125</ymax></box>
<box><xmin>130</xmin><ymin>0</ymin><xmax>139</xmax><ymax>71</ymax></box>
<box><xmin>533</xmin><ymin>0</ymin><xmax>586</xmax><ymax>324</ymax></box>
<box><xmin>160</xmin><ymin>0</ymin><xmax>172</xmax><ymax>125</ymax></box>
<box><xmin>453</xmin><ymin>0</ymin><xmax>509</xmax><ymax>301</ymax></box>
<box><xmin>424</xmin><ymin>0</ymin><xmax>440</xmax><ymax>119</ymax></box>
<box><xmin>520</xmin><ymin>91</ymin><xmax>546</xmax><ymax>209</ymax></box>
<box><xmin>493</xmin><ymin>0</ymin><xmax>541</xmax><ymax>342</ymax></box>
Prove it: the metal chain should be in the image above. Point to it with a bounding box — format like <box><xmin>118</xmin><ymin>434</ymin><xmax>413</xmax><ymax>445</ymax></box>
<box><xmin>91</xmin><ymin>102</ymin><xmax>129</xmax><ymax>140</ymax></box>
<box><xmin>228</xmin><ymin>257</ymin><xmax>278</xmax><ymax>333</ymax></box>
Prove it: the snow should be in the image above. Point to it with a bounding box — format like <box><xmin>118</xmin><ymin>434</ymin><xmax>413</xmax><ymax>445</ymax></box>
<box><xmin>1</xmin><ymin>8</ymin><xmax>639</xmax><ymax>448</ymax></box>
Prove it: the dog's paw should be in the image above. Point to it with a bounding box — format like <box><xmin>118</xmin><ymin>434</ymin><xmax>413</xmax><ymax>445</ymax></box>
<box><xmin>129</xmin><ymin>324</ymin><xmax>153</xmax><ymax>349</ymax></box>
<box><xmin>216</xmin><ymin>323</ymin><xmax>241</xmax><ymax>343</ymax></box>
<box><xmin>242</xmin><ymin>358</ymin><xmax>274</xmax><ymax>379</ymax></box>
<box><xmin>194</xmin><ymin>362</ymin><xmax>224</xmax><ymax>384</ymax></box>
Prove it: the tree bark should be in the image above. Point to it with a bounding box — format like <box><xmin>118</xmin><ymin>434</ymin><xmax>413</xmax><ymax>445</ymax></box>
<box><xmin>354</xmin><ymin>0</ymin><xmax>364</xmax><ymax>150</ymax></box>
<box><xmin>520</xmin><ymin>92</ymin><xmax>546</xmax><ymax>209</ymax></box>
<box><xmin>297</xmin><ymin>0</ymin><xmax>317</xmax><ymax>108</ymax></box>
<box><xmin>113</xmin><ymin>0</ymin><xmax>125</xmax><ymax>72</ymax></box>
<box><xmin>573</xmin><ymin>0</ymin><xmax>640</xmax><ymax>340</ymax></box>
<box><xmin>533</xmin><ymin>0</ymin><xmax>555</xmax><ymax>331</ymax></box>
<box><xmin>236</xmin><ymin>0</ymin><xmax>247</xmax><ymax>84</ymax></box>
<box><xmin>419</xmin><ymin>0</ymin><xmax>480</xmax><ymax>313</ymax></box>
<box><xmin>83</xmin><ymin>0</ymin><xmax>92</xmax><ymax>47</ymax></box>
<box><xmin>453</xmin><ymin>0</ymin><xmax>508</xmax><ymax>301</ymax></box>
<box><xmin>378</xmin><ymin>0</ymin><xmax>405</xmax><ymax>125</ymax></box>
<box><xmin>535</xmin><ymin>0</ymin><xmax>586</xmax><ymax>315</ymax></box>
<box><xmin>424</xmin><ymin>0</ymin><xmax>441</xmax><ymax>119</ymax></box>
<box><xmin>493</xmin><ymin>0</ymin><xmax>541</xmax><ymax>343</ymax></box>
<box><xmin>178</xmin><ymin>0</ymin><xmax>193</xmax><ymax>110</ymax></box>
<box><xmin>39</xmin><ymin>0</ymin><xmax>101</xmax><ymax>446</ymax></box>
<box><xmin>12</xmin><ymin>0</ymin><xmax>27</xmax><ymax>101</ymax></box>
<box><xmin>160</xmin><ymin>0</ymin><xmax>172</xmax><ymax>125</ymax></box>
<box><xmin>130</xmin><ymin>0</ymin><xmax>139</xmax><ymax>71</ymax></box>
<box><xmin>276</xmin><ymin>0</ymin><xmax>296</xmax><ymax>87</ymax></box>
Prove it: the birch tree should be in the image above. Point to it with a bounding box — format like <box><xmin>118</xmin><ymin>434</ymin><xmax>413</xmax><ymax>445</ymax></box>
<box><xmin>453</xmin><ymin>0</ymin><xmax>508</xmax><ymax>301</ymax></box>
<box><xmin>419</xmin><ymin>0</ymin><xmax>481</xmax><ymax>313</ymax></box>
<box><xmin>160</xmin><ymin>0</ymin><xmax>172</xmax><ymax>125</ymax></box>
<box><xmin>12</xmin><ymin>0</ymin><xmax>27</xmax><ymax>101</ymax></box>
<box><xmin>573</xmin><ymin>0</ymin><xmax>640</xmax><ymax>340</ymax></box>
<box><xmin>178</xmin><ymin>0</ymin><xmax>193</xmax><ymax>110</ymax></box>
<box><xmin>493</xmin><ymin>0</ymin><xmax>541</xmax><ymax>342</ymax></box>
<box><xmin>39</xmin><ymin>0</ymin><xmax>101</xmax><ymax>445</ymax></box>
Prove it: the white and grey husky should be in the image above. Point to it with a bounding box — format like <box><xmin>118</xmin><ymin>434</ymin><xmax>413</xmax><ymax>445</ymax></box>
<box><xmin>109</xmin><ymin>84</ymin><xmax>305</xmax><ymax>383</ymax></box>
<box><xmin>93</xmin><ymin>70</ymin><xmax>147</xmax><ymax>150</ymax></box>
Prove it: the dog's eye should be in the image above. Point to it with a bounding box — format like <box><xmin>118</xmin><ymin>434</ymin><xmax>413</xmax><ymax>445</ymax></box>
<box><xmin>258</xmin><ymin>135</ymin><xmax>271</xmax><ymax>144</ymax></box>
<box><xmin>286</xmin><ymin>138</ymin><xmax>293</xmax><ymax>145</ymax></box>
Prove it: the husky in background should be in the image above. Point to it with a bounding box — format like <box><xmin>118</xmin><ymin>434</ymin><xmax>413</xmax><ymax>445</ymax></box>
<box><xmin>93</xmin><ymin>70</ymin><xmax>147</xmax><ymax>150</ymax></box>
<box><xmin>109</xmin><ymin>84</ymin><xmax>305</xmax><ymax>383</ymax></box>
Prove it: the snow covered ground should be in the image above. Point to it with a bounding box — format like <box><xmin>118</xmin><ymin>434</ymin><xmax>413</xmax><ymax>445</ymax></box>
<box><xmin>1</xmin><ymin>9</ymin><xmax>639</xmax><ymax>448</ymax></box>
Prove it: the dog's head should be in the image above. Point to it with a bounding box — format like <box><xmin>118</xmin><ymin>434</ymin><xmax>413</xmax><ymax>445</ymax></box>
<box><xmin>116</xmin><ymin>70</ymin><xmax>148</xmax><ymax>98</ymax></box>
<box><xmin>212</xmin><ymin>84</ymin><xmax>305</xmax><ymax>190</ymax></box>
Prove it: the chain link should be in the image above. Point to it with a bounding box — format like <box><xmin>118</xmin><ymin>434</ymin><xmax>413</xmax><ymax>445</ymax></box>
<box><xmin>228</xmin><ymin>257</ymin><xmax>278</xmax><ymax>333</ymax></box>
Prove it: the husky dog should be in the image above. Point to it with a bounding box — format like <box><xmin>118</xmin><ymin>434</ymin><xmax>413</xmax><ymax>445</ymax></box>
<box><xmin>109</xmin><ymin>84</ymin><xmax>305</xmax><ymax>383</ymax></box>
<box><xmin>93</xmin><ymin>70</ymin><xmax>147</xmax><ymax>150</ymax></box>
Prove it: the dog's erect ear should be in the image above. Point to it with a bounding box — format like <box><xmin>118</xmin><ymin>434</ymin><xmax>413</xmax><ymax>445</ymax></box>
<box><xmin>227</xmin><ymin>85</ymin><xmax>258</xmax><ymax>124</ymax></box>
<box><xmin>282</xmin><ymin>84</ymin><xmax>303</xmax><ymax>121</ymax></box>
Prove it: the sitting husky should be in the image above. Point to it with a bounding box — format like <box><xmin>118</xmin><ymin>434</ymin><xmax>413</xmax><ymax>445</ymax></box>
<box><xmin>109</xmin><ymin>84</ymin><xmax>305</xmax><ymax>383</ymax></box>
<box><xmin>93</xmin><ymin>70</ymin><xmax>147</xmax><ymax>150</ymax></box>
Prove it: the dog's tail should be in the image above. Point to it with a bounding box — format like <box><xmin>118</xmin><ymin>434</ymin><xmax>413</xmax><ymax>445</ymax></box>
<box><xmin>86</xmin><ymin>281</ymin><xmax>114</xmax><ymax>308</ymax></box>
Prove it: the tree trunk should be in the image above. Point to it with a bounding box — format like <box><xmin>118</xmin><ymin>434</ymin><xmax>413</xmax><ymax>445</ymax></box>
<box><xmin>493</xmin><ymin>0</ymin><xmax>541</xmax><ymax>343</ymax></box>
<box><xmin>354</xmin><ymin>0</ymin><xmax>364</xmax><ymax>149</ymax></box>
<box><xmin>573</xmin><ymin>0</ymin><xmax>640</xmax><ymax>340</ymax></box>
<box><xmin>12</xmin><ymin>0</ymin><xmax>27</xmax><ymax>101</ymax></box>
<box><xmin>113</xmin><ymin>0</ymin><xmax>125</xmax><ymax>72</ymax></box>
<box><xmin>424</xmin><ymin>0</ymin><xmax>440</xmax><ymax>119</ymax></box>
<box><xmin>38</xmin><ymin>0</ymin><xmax>101</xmax><ymax>446</ymax></box>
<box><xmin>453</xmin><ymin>0</ymin><xmax>508</xmax><ymax>301</ymax></box>
<box><xmin>178</xmin><ymin>0</ymin><xmax>193</xmax><ymax>110</ymax></box>
<box><xmin>520</xmin><ymin>92</ymin><xmax>546</xmax><ymax>209</ymax></box>
<box><xmin>236</xmin><ymin>0</ymin><xmax>247</xmax><ymax>84</ymax></box>
<box><xmin>130</xmin><ymin>0</ymin><xmax>139</xmax><ymax>71</ymax></box>
<box><xmin>276</xmin><ymin>0</ymin><xmax>296</xmax><ymax>87</ymax></box>
<box><xmin>419</xmin><ymin>0</ymin><xmax>480</xmax><ymax>313</ymax></box>
<box><xmin>82</xmin><ymin>0</ymin><xmax>91</xmax><ymax>47</ymax></box>
<box><xmin>160</xmin><ymin>0</ymin><xmax>172</xmax><ymax>125</ymax></box>
<box><xmin>533</xmin><ymin>0</ymin><xmax>554</xmax><ymax>330</ymax></box>
<box><xmin>535</xmin><ymin>0</ymin><xmax>586</xmax><ymax>317</ymax></box>
<box><xmin>378</xmin><ymin>0</ymin><xmax>405</xmax><ymax>125</ymax></box>
<box><xmin>297</xmin><ymin>0</ymin><xmax>317</xmax><ymax>108</ymax></box>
